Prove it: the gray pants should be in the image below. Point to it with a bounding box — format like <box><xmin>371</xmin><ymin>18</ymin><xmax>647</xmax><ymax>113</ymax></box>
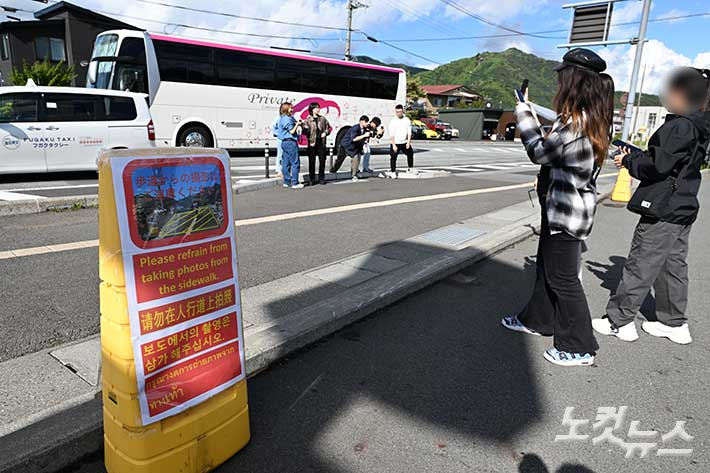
<box><xmin>606</xmin><ymin>219</ymin><xmax>692</xmax><ymax>327</ymax></box>
<box><xmin>350</xmin><ymin>154</ymin><xmax>361</xmax><ymax>178</ymax></box>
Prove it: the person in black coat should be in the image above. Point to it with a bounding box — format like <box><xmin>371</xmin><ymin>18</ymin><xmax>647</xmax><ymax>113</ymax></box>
<box><xmin>593</xmin><ymin>67</ymin><xmax>710</xmax><ymax>345</ymax></box>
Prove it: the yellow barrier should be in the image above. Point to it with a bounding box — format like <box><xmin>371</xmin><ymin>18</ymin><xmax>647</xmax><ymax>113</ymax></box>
<box><xmin>611</xmin><ymin>168</ymin><xmax>633</xmax><ymax>203</ymax></box>
<box><xmin>99</xmin><ymin>148</ymin><xmax>250</xmax><ymax>473</ymax></box>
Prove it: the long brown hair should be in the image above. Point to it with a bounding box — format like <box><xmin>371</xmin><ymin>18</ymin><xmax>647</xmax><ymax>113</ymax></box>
<box><xmin>554</xmin><ymin>67</ymin><xmax>615</xmax><ymax>165</ymax></box>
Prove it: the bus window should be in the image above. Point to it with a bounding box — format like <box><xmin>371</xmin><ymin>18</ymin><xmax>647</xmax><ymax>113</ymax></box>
<box><xmin>113</xmin><ymin>37</ymin><xmax>148</xmax><ymax>93</ymax></box>
<box><xmin>370</xmin><ymin>70</ymin><xmax>399</xmax><ymax>100</ymax></box>
<box><xmin>275</xmin><ymin>57</ymin><xmax>301</xmax><ymax>92</ymax></box>
<box><xmin>154</xmin><ymin>40</ymin><xmax>215</xmax><ymax>85</ymax></box>
<box><xmin>300</xmin><ymin>61</ymin><xmax>327</xmax><ymax>94</ymax></box>
<box><xmin>215</xmin><ymin>49</ymin><xmax>247</xmax><ymax>88</ymax></box>
<box><xmin>348</xmin><ymin>69</ymin><xmax>370</xmax><ymax>98</ymax></box>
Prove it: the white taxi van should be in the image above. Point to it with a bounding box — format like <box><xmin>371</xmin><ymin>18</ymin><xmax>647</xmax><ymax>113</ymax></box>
<box><xmin>0</xmin><ymin>85</ymin><xmax>155</xmax><ymax>174</ymax></box>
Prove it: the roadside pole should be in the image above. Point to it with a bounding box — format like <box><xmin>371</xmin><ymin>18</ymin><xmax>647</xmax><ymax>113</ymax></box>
<box><xmin>621</xmin><ymin>0</ymin><xmax>652</xmax><ymax>142</ymax></box>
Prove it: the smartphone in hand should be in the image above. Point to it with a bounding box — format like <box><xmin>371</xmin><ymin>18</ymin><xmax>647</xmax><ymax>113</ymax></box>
<box><xmin>612</xmin><ymin>139</ymin><xmax>642</xmax><ymax>153</ymax></box>
<box><xmin>515</xmin><ymin>79</ymin><xmax>529</xmax><ymax>103</ymax></box>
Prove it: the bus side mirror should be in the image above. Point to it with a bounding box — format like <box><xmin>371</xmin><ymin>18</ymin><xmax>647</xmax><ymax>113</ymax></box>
<box><xmin>87</xmin><ymin>61</ymin><xmax>97</xmax><ymax>85</ymax></box>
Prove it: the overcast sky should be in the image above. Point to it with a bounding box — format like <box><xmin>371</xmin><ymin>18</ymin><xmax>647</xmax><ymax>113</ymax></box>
<box><xmin>2</xmin><ymin>0</ymin><xmax>708</xmax><ymax>94</ymax></box>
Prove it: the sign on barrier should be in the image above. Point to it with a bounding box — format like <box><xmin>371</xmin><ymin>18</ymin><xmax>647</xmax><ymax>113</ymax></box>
<box><xmin>110</xmin><ymin>154</ymin><xmax>245</xmax><ymax>425</ymax></box>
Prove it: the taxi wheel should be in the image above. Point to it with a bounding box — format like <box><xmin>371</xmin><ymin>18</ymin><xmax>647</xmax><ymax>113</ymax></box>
<box><xmin>178</xmin><ymin>125</ymin><xmax>213</xmax><ymax>148</ymax></box>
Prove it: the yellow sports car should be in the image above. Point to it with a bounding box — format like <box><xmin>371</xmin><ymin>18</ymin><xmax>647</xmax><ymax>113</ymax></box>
<box><xmin>411</xmin><ymin>120</ymin><xmax>440</xmax><ymax>139</ymax></box>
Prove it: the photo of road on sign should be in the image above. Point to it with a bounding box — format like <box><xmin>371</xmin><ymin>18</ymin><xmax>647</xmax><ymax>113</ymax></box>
<box><xmin>122</xmin><ymin>159</ymin><xmax>227</xmax><ymax>247</ymax></box>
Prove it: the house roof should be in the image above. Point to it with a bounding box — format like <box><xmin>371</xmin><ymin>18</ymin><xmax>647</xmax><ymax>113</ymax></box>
<box><xmin>421</xmin><ymin>85</ymin><xmax>466</xmax><ymax>95</ymax></box>
<box><xmin>34</xmin><ymin>1</ymin><xmax>138</xmax><ymax>29</ymax></box>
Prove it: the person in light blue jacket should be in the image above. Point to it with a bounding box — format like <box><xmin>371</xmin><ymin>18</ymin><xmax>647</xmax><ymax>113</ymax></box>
<box><xmin>271</xmin><ymin>115</ymin><xmax>283</xmax><ymax>177</ymax></box>
<box><xmin>276</xmin><ymin>102</ymin><xmax>303</xmax><ymax>189</ymax></box>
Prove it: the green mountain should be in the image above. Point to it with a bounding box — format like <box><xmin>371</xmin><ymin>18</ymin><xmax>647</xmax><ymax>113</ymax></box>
<box><xmin>414</xmin><ymin>48</ymin><xmax>660</xmax><ymax>109</ymax></box>
<box><xmin>354</xmin><ymin>55</ymin><xmax>429</xmax><ymax>76</ymax></box>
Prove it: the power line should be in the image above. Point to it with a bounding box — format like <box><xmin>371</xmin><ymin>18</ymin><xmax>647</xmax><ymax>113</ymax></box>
<box><xmin>358</xmin><ymin>11</ymin><xmax>710</xmax><ymax>43</ymax></box>
<box><xmin>133</xmin><ymin>0</ymin><xmax>352</xmax><ymax>32</ymax></box>
<box><xmin>94</xmin><ymin>9</ymin><xmax>344</xmax><ymax>42</ymax></box>
<box><xmin>437</xmin><ymin>0</ymin><xmax>560</xmax><ymax>39</ymax></box>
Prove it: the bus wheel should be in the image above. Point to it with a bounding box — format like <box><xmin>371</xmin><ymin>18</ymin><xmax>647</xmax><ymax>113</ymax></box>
<box><xmin>178</xmin><ymin>125</ymin><xmax>213</xmax><ymax>148</ymax></box>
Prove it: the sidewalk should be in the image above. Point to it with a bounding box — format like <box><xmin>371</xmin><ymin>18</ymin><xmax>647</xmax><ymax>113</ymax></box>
<box><xmin>0</xmin><ymin>174</ymin><xmax>619</xmax><ymax>472</ymax></box>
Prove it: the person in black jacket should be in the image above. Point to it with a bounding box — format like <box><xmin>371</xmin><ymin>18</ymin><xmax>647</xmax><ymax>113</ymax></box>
<box><xmin>593</xmin><ymin>67</ymin><xmax>710</xmax><ymax>345</ymax></box>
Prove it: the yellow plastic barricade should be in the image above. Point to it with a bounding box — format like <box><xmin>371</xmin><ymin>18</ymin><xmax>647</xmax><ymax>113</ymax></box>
<box><xmin>611</xmin><ymin>167</ymin><xmax>633</xmax><ymax>203</ymax></box>
<box><xmin>99</xmin><ymin>148</ymin><xmax>250</xmax><ymax>473</ymax></box>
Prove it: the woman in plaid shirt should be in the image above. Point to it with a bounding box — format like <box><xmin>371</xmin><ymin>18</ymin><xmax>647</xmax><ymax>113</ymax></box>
<box><xmin>502</xmin><ymin>48</ymin><xmax>615</xmax><ymax>367</ymax></box>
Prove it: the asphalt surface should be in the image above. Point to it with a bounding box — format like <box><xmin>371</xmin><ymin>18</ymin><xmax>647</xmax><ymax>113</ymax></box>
<box><xmin>66</xmin><ymin>182</ymin><xmax>710</xmax><ymax>473</ymax></box>
<box><xmin>0</xmin><ymin>142</ymin><xmax>533</xmax><ymax>199</ymax></box>
<box><xmin>0</xmin><ymin>143</ymin><xmax>539</xmax><ymax>362</ymax></box>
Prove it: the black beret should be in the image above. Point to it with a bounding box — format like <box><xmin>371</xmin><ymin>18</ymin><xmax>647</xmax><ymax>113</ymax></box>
<box><xmin>555</xmin><ymin>48</ymin><xmax>607</xmax><ymax>74</ymax></box>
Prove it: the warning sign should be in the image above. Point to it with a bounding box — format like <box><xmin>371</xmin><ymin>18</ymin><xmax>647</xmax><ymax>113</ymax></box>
<box><xmin>111</xmin><ymin>154</ymin><xmax>245</xmax><ymax>425</ymax></box>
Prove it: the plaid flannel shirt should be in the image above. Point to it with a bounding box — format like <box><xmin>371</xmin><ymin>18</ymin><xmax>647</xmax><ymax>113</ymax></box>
<box><xmin>515</xmin><ymin>102</ymin><xmax>597</xmax><ymax>240</ymax></box>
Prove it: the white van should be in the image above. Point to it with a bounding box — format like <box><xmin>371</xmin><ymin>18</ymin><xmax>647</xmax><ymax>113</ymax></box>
<box><xmin>0</xmin><ymin>85</ymin><xmax>155</xmax><ymax>174</ymax></box>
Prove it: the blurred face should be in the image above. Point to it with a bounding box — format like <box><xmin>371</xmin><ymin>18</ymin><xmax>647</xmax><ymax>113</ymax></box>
<box><xmin>396</xmin><ymin>108</ymin><xmax>404</xmax><ymax>118</ymax></box>
<box><xmin>287</xmin><ymin>105</ymin><xmax>294</xmax><ymax>115</ymax></box>
<box><xmin>360</xmin><ymin>119</ymin><xmax>368</xmax><ymax>128</ymax></box>
<box><xmin>312</xmin><ymin>106</ymin><xmax>320</xmax><ymax>116</ymax></box>
<box><xmin>662</xmin><ymin>88</ymin><xmax>688</xmax><ymax>115</ymax></box>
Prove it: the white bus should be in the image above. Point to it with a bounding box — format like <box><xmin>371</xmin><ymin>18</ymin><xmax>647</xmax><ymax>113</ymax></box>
<box><xmin>87</xmin><ymin>30</ymin><xmax>406</xmax><ymax>151</ymax></box>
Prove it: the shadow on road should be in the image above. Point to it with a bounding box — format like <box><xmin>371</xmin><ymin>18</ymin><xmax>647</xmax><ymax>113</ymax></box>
<box><xmin>586</xmin><ymin>256</ymin><xmax>657</xmax><ymax>320</ymax></box>
<box><xmin>519</xmin><ymin>453</ymin><xmax>596</xmax><ymax>473</ymax></box>
<box><xmin>221</xmin><ymin>239</ymin><xmax>549</xmax><ymax>472</ymax></box>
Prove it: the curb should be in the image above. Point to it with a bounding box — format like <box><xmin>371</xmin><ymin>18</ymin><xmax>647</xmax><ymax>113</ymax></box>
<box><xmin>0</xmin><ymin>195</ymin><xmax>99</xmax><ymax>217</ymax></box>
<box><xmin>0</xmin><ymin>187</ymin><xmax>613</xmax><ymax>473</ymax></box>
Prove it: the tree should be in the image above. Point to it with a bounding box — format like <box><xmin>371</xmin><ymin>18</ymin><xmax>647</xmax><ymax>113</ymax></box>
<box><xmin>406</xmin><ymin>76</ymin><xmax>427</xmax><ymax>105</ymax></box>
<box><xmin>11</xmin><ymin>59</ymin><xmax>76</xmax><ymax>86</ymax></box>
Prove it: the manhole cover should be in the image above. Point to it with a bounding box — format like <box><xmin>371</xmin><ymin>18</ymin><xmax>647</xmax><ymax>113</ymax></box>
<box><xmin>420</xmin><ymin>225</ymin><xmax>486</xmax><ymax>247</ymax></box>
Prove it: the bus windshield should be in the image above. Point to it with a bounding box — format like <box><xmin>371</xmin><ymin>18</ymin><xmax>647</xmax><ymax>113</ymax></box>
<box><xmin>88</xmin><ymin>34</ymin><xmax>118</xmax><ymax>89</ymax></box>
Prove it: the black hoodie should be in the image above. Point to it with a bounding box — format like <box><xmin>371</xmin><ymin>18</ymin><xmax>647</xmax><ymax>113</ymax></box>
<box><xmin>622</xmin><ymin>111</ymin><xmax>710</xmax><ymax>225</ymax></box>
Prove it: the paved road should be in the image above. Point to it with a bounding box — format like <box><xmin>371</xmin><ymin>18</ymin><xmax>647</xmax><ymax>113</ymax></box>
<box><xmin>67</xmin><ymin>182</ymin><xmax>710</xmax><ymax>473</ymax></box>
<box><xmin>0</xmin><ymin>145</ymin><xmax>543</xmax><ymax>361</ymax></box>
<box><xmin>0</xmin><ymin>142</ymin><xmax>531</xmax><ymax>200</ymax></box>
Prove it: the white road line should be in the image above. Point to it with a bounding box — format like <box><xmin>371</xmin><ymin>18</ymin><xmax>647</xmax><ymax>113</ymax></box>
<box><xmin>473</xmin><ymin>164</ymin><xmax>518</xmax><ymax>170</ymax></box>
<box><xmin>421</xmin><ymin>166</ymin><xmax>485</xmax><ymax>172</ymax></box>
<box><xmin>455</xmin><ymin>148</ymin><xmax>467</xmax><ymax>152</ymax></box>
<box><xmin>0</xmin><ymin>184</ymin><xmax>98</xmax><ymax>193</ymax></box>
<box><xmin>236</xmin><ymin>181</ymin><xmax>535</xmax><ymax>227</ymax></box>
<box><xmin>0</xmin><ymin>172</ymin><xmax>620</xmax><ymax>260</ymax></box>
<box><xmin>0</xmin><ymin>190</ymin><xmax>46</xmax><ymax>201</ymax></box>
<box><xmin>432</xmin><ymin>148</ymin><xmax>444</xmax><ymax>152</ymax></box>
<box><xmin>0</xmin><ymin>239</ymin><xmax>98</xmax><ymax>260</ymax></box>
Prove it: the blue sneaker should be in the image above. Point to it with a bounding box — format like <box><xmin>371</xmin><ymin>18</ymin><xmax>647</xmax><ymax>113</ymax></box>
<box><xmin>543</xmin><ymin>348</ymin><xmax>594</xmax><ymax>367</ymax></box>
<box><xmin>501</xmin><ymin>316</ymin><xmax>541</xmax><ymax>336</ymax></box>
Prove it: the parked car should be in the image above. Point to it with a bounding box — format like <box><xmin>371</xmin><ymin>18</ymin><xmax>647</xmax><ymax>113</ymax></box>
<box><xmin>0</xmin><ymin>85</ymin><xmax>155</xmax><ymax>174</ymax></box>
<box><xmin>442</xmin><ymin>122</ymin><xmax>459</xmax><ymax>138</ymax></box>
<box><xmin>420</xmin><ymin>117</ymin><xmax>453</xmax><ymax>140</ymax></box>
<box><xmin>411</xmin><ymin>120</ymin><xmax>440</xmax><ymax>140</ymax></box>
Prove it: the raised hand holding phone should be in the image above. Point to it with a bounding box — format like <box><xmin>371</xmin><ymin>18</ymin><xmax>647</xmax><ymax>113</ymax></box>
<box><xmin>515</xmin><ymin>78</ymin><xmax>529</xmax><ymax>103</ymax></box>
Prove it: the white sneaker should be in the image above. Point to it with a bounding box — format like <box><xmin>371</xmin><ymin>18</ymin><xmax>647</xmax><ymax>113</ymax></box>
<box><xmin>352</xmin><ymin>176</ymin><xmax>359</xmax><ymax>182</ymax></box>
<box><xmin>592</xmin><ymin>317</ymin><xmax>639</xmax><ymax>342</ymax></box>
<box><xmin>642</xmin><ymin>321</ymin><xmax>692</xmax><ymax>345</ymax></box>
<box><xmin>282</xmin><ymin>184</ymin><xmax>289</xmax><ymax>188</ymax></box>
<box><xmin>291</xmin><ymin>183</ymin><xmax>304</xmax><ymax>189</ymax></box>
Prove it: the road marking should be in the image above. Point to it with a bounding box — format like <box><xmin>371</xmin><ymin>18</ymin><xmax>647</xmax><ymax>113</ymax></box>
<box><xmin>0</xmin><ymin>172</ymin><xmax>619</xmax><ymax>260</ymax></box>
<box><xmin>0</xmin><ymin>184</ymin><xmax>98</xmax><ymax>193</ymax></box>
<box><xmin>455</xmin><ymin>148</ymin><xmax>467</xmax><ymax>152</ymax></box>
<box><xmin>0</xmin><ymin>239</ymin><xmax>98</xmax><ymax>260</ymax></box>
<box><xmin>0</xmin><ymin>190</ymin><xmax>46</xmax><ymax>201</ymax></box>
<box><xmin>432</xmin><ymin>148</ymin><xmax>444</xmax><ymax>152</ymax></box>
<box><xmin>235</xmin><ymin>181</ymin><xmax>537</xmax><ymax>227</ymax></box>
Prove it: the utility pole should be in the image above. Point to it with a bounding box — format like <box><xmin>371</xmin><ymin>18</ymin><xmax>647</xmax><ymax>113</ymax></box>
<box><xmin>345</xmin><ymin>0</ymin><xmax>367</xmax><ymax>61</ymax></box>
<box><xmin>630</xmin><ymin>63</ymin><xmax>648</xmax><ymax>141</ymax></box>
<box><xmin>621</xmin><ymin>0</ymin><xmax>652</xmax><ymax>141</ymax></box>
